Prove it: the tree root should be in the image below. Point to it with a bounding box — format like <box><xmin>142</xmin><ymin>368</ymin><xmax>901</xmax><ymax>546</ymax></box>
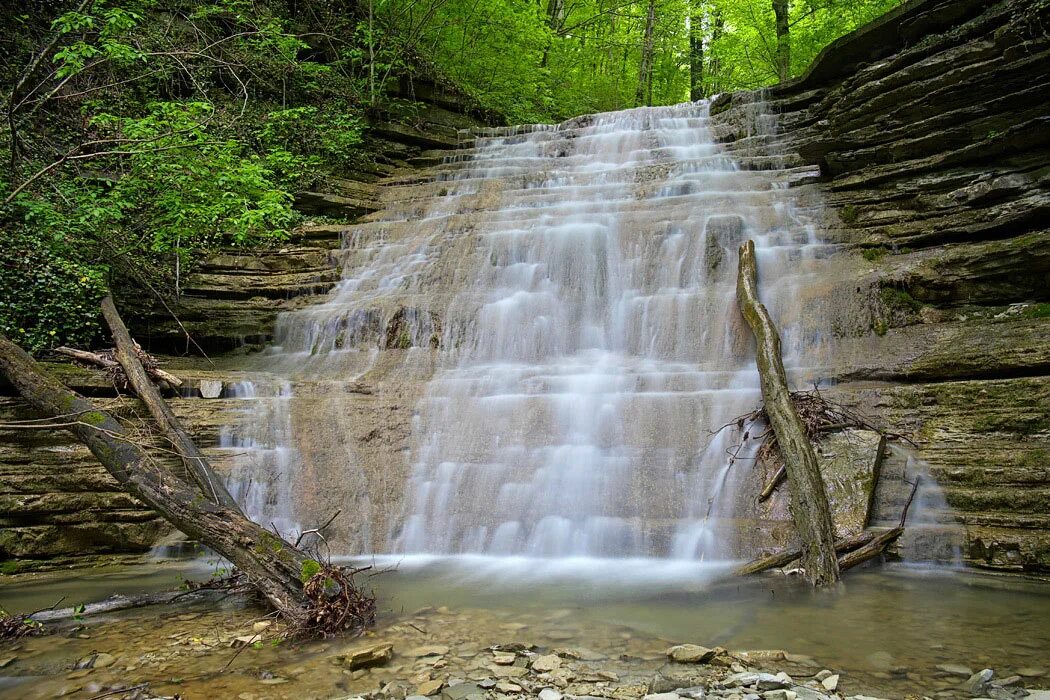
<box><xmin>292</xmin><ymin>565</ymin><xmax>377</xmax><ymax>639</ymax></box>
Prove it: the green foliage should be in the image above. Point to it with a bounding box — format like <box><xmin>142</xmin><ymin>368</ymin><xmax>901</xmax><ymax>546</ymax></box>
<box><xmin>1022</xmin><ymin>303</ymin><xmax>1050</xmax><ymax>319</ymax></box>
<box><xmin>861</xmin><ymin>247</ymin><xmax>886</xmax><ymax>262</ymax></box>
<box><xmin>1</xmin><ymin>0</ymin><xmax>376</xmax><ymax>352</ymax></box>
<box><xmin>0</xmin><ymin>226</ymin><xmax>107</xmax><ymax>352</ymax></box>
<box><xmin>390</xmin><ymin>0</ymin><xmax>906</xmax><ymax>121</ymax></box>
<box><xmin>300</xmin><ymin>559</ymin><xmax>322</xmax><ymax>583</ymax></box>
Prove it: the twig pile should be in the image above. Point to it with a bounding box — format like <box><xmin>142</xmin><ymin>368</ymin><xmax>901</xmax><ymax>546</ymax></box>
<box><xmin>294</xmin><ymin>566</ymin><xmax>376</xmax><ymax>639</ymax></box>
<box><xmin>0</xmin><ymin>609</ymin><xmax>43</xmax><ymax>640</ymax></box>
<box><xmin>744</xmin><ymin>387</ymin><xmax>901</xmax><ymax>470</ymax></box>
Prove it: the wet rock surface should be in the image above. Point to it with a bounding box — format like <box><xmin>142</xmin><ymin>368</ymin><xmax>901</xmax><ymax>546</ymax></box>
<box><xmin>0</xmin><ymin>595</ymin><xmax>1048</xmax><ymax>700</ymax></box>
<box><xmin>712</xmin><ymin>0</ymin><xmax>1050</xmax><ymax>571</ymax></box>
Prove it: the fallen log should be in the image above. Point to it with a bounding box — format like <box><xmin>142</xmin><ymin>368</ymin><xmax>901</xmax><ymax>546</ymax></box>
<box><xmin>100</xmin><ymin>296</ymin><xmax>239</xmax><ymax>511</ymax></box>
<box><xmin>837</xmin><ymin>527</ymin><xmax>903</xmax><ymax>571</ymax></box>
<box><xmin>55</xmin><ymin>345</ymin><xmax>183</xmax><ymax>388</ymax></box>
<box><xmin>737</xmin><ymin>240</ymin><xmax>840</xmax><ymax>586</ymax></box>
<box><xmin>0</xmin><ymin>333</ymin><xmax>310</xmax><ymax>620</ymax></box>
<box><xmin>54</xmin><ymin>346</ymin><xmax>118</xmax><ymax>368</ymax></box>
<box><xmin>734</xmin><ymin>531</ymin><xmax>875</xmax><ymax>576</ymax></box>
<box><xmin>30</xmin><ymin>589</ymin><xmax>218</xmax><ymax>623</ymax></box>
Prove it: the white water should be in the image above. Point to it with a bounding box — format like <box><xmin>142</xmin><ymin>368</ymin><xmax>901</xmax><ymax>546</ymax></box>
<box><xmin>224</xmin><ymin>100</ymin><xmax>838</xmax><ymax>561</ymax></box>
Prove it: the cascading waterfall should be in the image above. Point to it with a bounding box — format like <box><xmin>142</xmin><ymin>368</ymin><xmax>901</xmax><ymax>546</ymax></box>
<box><xmin>224</xmin><ymin>100</ymin><xmax>837</xmax><ymax>561</ymax></box>
<box><xmin>392</xmin><ymin>102</ymin><xmax>832</xmax><ymax>560</ymax></box>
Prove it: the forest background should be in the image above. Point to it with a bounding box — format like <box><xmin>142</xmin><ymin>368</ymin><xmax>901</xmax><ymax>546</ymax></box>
<box><xmin>0</xmin><ymin>0</ymin><xmax>903</xmax><ymax>351</ymax></box>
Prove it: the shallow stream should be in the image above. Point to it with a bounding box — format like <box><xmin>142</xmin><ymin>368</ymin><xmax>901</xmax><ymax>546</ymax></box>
<box><xmin>1</xmin><ymin>559</ymin><xmax>1047</xmax><ymax>699</ymax></box>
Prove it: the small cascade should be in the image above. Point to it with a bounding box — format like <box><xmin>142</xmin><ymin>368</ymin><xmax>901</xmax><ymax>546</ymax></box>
<box><xmin>871</xmin><ymin>444</ymin><xmax>967</xmax><ymax>567</ymax></box>
<box><xmin>219</xmin><ymin>379</ymin><xmax>302</xmax><ymax>538</ymax></box>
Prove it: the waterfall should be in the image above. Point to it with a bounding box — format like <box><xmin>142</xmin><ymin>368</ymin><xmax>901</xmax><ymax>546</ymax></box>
<box><xmin>224</xmin><ymin>100</ymin><xmax>835</xmax><ymax>561</ymax></box>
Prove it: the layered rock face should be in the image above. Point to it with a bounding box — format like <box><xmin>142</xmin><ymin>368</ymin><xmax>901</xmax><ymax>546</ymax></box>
<box><xmin>0</xmin><ymin>79</ymin><xmax>499</xmax><ymax>568</ymax></box>
<box><xmin>712</xmin><ymin>0</ymin><xmax>1050</xmax><ymax>570</ymax></box>
<box><xmin>3</xmin><ymin>0</ymin><xmax>1048</xmax><ymax>572</ymax></box>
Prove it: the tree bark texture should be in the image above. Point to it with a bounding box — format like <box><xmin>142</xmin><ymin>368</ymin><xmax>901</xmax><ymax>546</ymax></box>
<box><xmin>689</xmin><ymin>1</ymin><xmax>705</xmax><ymax>101</ymax></box>
<box><xmin>0</xmin><ymin>333</ymin><xmax>311</xmax><ymax>618</ymax></box>
<box><xmin>100</xmin><ymin>296</ymin><xmax>240</xmax><ymax>511</ymax></box>
<box><xmin>736</xmin><ymin>240</ymin><xmax>840</xmax><ymax>586</ymax></box>
<box><xmin>636</xmin><ymin>0</ymin><xmax>656</xmax><ymax>106</ymax></box>
<box><xmin>773</xmin><ymin>0</ymin><xmax>791</xmax><ymax>83</ymax></box>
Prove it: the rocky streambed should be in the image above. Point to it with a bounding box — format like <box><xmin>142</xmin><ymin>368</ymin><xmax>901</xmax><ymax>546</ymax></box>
<box><xmin>1</xmin><ymin>562</ymin><xmax>1049</xmax><ymax>700</ymax></box>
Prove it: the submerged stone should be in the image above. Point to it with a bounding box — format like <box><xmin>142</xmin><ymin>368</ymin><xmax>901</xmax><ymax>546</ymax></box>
<box><xmin>667</xmin><ymin>645</ymin><xmax>718</xmax><ymax>664</ymax></box>
<box><xmin>333</xmin><ymin>642</ymin><xmax>394</xmax><ymax>670</ymax></box>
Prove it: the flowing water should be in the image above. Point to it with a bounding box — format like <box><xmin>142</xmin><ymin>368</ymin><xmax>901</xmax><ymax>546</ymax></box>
<box><xmin>224</xmin><ymin>101</ymin><xmax>839</xmax><ymax>562</ymax></box>
<box><xmin>0</xmin><ymin>101</ymin><xmax>1046</xmax><ymax>700</ymax></box>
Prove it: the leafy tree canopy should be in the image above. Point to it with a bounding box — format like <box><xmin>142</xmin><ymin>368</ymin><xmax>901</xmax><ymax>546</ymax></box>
<box><xmin>1</xmin><ymin>0</ymin><xmax>905</xmax><ymax>351</ymax></box>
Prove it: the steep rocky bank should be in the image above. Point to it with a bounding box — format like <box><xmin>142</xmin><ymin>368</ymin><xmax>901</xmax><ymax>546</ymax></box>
<box><xmin>710</xmin><ymin>0</ymin><xmax>1050</xmax><ymax>571</ymax></box>
<box><xmin>0</xmin><ymin>77</ymin><xmax>500</xmax><ymax>568</ymax></box>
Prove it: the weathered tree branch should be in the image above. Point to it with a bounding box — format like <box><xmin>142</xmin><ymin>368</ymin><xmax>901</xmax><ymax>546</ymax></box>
<box><xmin>0</xmin><ymin>333</ymin><xmax>310</xmax><ymax>619</ymax></box>
<box><xmin>100</xmin><ymin>296</ymin><xmax>238</xmax><ymax>511</ymax></box>
<box><xmin>55</xmin><ymin>345</ymin><xmax>183</xmax><ymax>388</ymax></box>
<box><xmin>737</xmin><ymin>239</ymin><xmax>840</xmax><ymax>586</ymax></box>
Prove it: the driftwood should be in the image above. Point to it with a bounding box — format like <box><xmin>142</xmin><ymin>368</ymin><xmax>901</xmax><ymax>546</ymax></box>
<box><xmin>737</xmin><ymin>476</ymin><xmax>923</xmax><ymax>576</ymax></box>
<box><xmin>0</xmin><ymin>332</ymin><xmax>312</xmax><ymax>619</ymax></box>
<box><xmin>100</xmin><ymin>296</ymin><xmax>239</xmax><ymax>511</ymax></box>
<box><xmin>55</xmin><ymin>345</ymin><xmax>183</xmax><ymax>388</ymax></box>
<box><xmin>734</xmin><ymin>531</ymin><xmax>875</xmax><ymax>576</ymax></box>
<box><xmin>737</xmin><ymin>240</ymin><xmax>840</xmax><ymax>586</ymax></box>
<box><xmin>30</xmin><ymin>589</ymin><xmax>218</xmax><ymax>623</ymax></box>
<box><xmin>757</xmin><ymin>465</ymin><xmax>786</xmax><ymax>503</ymax></box>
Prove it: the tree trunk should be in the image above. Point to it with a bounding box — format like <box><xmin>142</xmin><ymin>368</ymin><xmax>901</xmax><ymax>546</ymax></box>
<box><xmin>100</xmin><ymin>296</ymin><xmax>240</xmax><ymax>511</ymax></box>
<box><xmin>708</xmin><ymin>8</ymin><xmax>724</xmax><ymax>95</ymax></box>
<box><xmin>772</xmin><ymin>0</ymin><xmax>791</xmax><ymax>84</ymax></box>
<box><xmin>0</xmin><ymin>333</ymin><xmax>311</xmax><ymax>619</ymax></box>
<box><xmin>635</xmin><ymin>0</ymin><xmax>656</xmax><ymax>106</ymax></box>
<box><xmin>736</xmin><ymin>240</ymin><xmax>839</xmax><ymax>586</ymax></box>
<box><xmin>689</xmin><ymin>1</ymin><xmax>705</xmax><ymax>101</ymax></box>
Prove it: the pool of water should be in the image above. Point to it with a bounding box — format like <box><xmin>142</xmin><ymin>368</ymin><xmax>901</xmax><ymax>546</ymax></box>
<box><xmin>1</xmin><ymin>557</ymin><xmax>1048</xmax><ymax>699</ymax></box>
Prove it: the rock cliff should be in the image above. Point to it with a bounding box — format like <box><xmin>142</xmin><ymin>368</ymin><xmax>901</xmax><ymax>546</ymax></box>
<box><xmin>712</xmin><ymin>0</ymin><xmax>1050</xmax><ymax>571</ymax></box>
<box><xmin>3</xmin><ymin>0</ymin><xmax>1048</xmax><ymax>573</ymax></box>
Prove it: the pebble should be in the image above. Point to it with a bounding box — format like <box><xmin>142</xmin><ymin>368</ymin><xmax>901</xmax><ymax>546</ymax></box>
<box><xmin>962</xmin><ymin>669</ymin><xmax>995</xmax><ymax>695</ymax></box>
<box><xmin>92</xmin><ymin>653</ymin><xmax>116</xmax><ymax>669</ymax></box>
<box><xmin>643</xmin><ymin>693</ymin><xmax>682</xmax><ymax>700</ymax></box>
<box><xmin>532</xmin><ymin>654</ymin><xmax>563</xmax><ymax>672</ymax></box>
<box><xmin>1018</xmin><ymin>668</ymin><xmax>1048</xmax><ymax>678</ymax></box>
<box><xmin>0</xmin><ymin>657</ymin><xmax>15</xmax><ymax>668</ymax></box>
<box><xmin>936</xmin><ymin>663</ymin><xmax>973</xmax><ymax>676</ymax></box>
<box><xmin>416</xmin><ymin>679</ymin><xmax>444</xmax><ymax>696</ymax></box>
<box><xmin>491</xmin><ymin>652</ymin><xmax>516</xmax><ymax>665</ymax></box>
<box><xmin>539</xmin><ymin>689</ymin><xmax>564</xmax><ymax>700</ymax></box>
<box><xmin>762</xmin><ymin>691</ymin><xmax>796</xmax><ymax>700</ymax></box>
<box><xmin>820</xmin><ymin>675</ymin><xmax>838</xmax><ymax>691</ymax></box>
